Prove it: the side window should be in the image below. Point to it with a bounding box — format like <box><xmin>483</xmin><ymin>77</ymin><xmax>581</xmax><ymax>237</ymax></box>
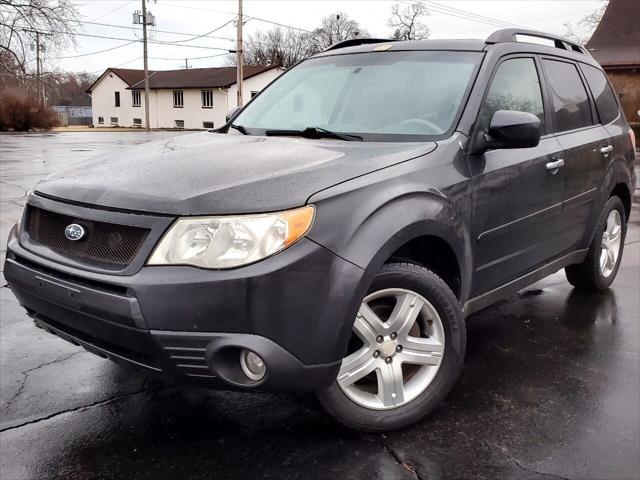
<box><xmin>542</xmin><ymin>59</ymin><xmax>593</xmax><ymax>132</ymax></box>
<box><xmin>114</xmin><ymin>91</ymin><xmax>120</xmax><ymax>107</ymax></box>
<box><xmin>580</xmin><ymin>64</ymin><xmax>619</xmax><ymax>124</ymax></box>
<box><xmin>132</xmin><ymin>90</ymin><xmax>141</xmax><ymax>107</ymax></box>
<box><xmin>480</xmin><ymin>58</ymin><xmax>545</xmax><ymax>131</ymax></box>
<box><xmin>173</xmin><ymin>90</ymin><xmax>184</xmax><ymax>108</ymax></box>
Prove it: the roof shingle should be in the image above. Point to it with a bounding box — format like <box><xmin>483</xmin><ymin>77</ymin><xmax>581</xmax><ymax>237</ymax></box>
<box><xmin>88</xmin><ymin>65</ymin><xmax>278</xmax><ymax>92</ymax></box>
<box><xmin>586</xmin><ymin>0</ymin><xmax>640</xmax><ymax>68</ymax></box>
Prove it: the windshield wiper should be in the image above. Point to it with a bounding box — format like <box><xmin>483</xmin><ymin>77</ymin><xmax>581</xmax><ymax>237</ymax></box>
<box><xmin>265</xmin><ymin>127</ymin><xmax>363</xmax><ymax>142</ymax></box>
<box><xmin>229</xmin><ymin>123</ymin><xmax>250</xmax><ymax>135</ymax></box>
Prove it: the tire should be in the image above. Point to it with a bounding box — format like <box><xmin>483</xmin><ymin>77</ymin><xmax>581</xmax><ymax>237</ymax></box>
<box><xmin>565</xmin><ymin>196</ymin><xmax>627</xmax><ymax>291</ymax></box>
<box><xmin>316</xmin><ymin>262</ymin><xmax>466</xmax><ymax>432</ymax></box>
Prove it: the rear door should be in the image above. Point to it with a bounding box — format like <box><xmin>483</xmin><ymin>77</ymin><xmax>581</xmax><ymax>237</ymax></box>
<box><xmin>540</xmin><ymin>57</ymin><xmax>610</xmax><ymax>252</ymax></box>
<box><xmin>469</xmin><ymin>55</ymin><xmax>565</xmax><ymax>295</ymax></box>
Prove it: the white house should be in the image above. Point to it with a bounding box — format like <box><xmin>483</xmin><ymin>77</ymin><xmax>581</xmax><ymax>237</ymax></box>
<box><xmin>87</xmin><ymin>65</ymin><xmax>283</xmax><ymax>130</ymax></box>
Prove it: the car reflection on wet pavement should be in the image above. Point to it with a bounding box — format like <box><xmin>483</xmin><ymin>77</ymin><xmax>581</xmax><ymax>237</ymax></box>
<box><xmin>1</xmin><ymin>133</ymin><xmax>639</xmax><ymax>480</ymax></box>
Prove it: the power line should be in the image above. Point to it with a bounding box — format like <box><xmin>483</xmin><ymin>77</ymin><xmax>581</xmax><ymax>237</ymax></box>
<box><xmin>42</xmin><ymin>21</ymin><xmax>276</xmax><ymax>61</ymax></box>
<box><xmin>149</xmin><ymin>52</ymin><xmax>229</xmax><ymax>61</ymax></box>
<box><xmin>48</xmin><ymin>40</ymin><xmax>138</xmax><ymax>60</ymax></box>
<box><xmin>74</xmin><ymin>19</ymin><xmax>279</xmax><ymax>48</ymax></box>
<box><xmin>87</xmin><ymin>0</ymin><xmax>136</xmax><ymax>22</ymax></box>
<box><xmin>425</xmin><ymin>1</ymin><xmax>524</xmax><ymax>28</ymax></box>
<box><xmin>70</xmin><ymin>20</ymin><xmax>236</xmax><ymax>43</ymax></box>
<box><xmin>248</xmin><ymin>15</ymin><xmax>313</xmax><ymax>34</ymax></box>
<box><xmin>399</xmin><ymin>0</ymin><xmax>521</xmax><ymax>30</ymax></box>
<box><xmin>159</xmin><ymin>1</ymin><xmax>312</xmax><ymax>33</ymax></box>
<box><xmin>401</xmin><ymin>1</ymin><xmax>587</xmax><ymax>38</ymax></box>
<box><xmin>36</xmin><ymin>29</ymin><xmax>233</xmax><ymax>51</ymax></box>
<box><xmin>157</xmin><ymin>19</ymin><xmax>235</xmax><ymax>44</ymax></box>
<box><xmin>86</xmin><ymin>56</ymin><xmax>143</xmax><ymax>75</ymax></box>
<box><xmin>410</xmin><ymin>0</ymin><xmax>526</xmax><ymax>29</ymax></box>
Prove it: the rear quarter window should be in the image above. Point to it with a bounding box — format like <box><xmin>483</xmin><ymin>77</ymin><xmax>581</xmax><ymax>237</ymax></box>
<box><xmin>542</xmin><ymin>59</ymin><xmax>593</xmax><ymax>133</ymax></box>
<box><xmin>580</xmin><ymin>63</ymin><xmax>620</xmax><ymax>124</ymax></box>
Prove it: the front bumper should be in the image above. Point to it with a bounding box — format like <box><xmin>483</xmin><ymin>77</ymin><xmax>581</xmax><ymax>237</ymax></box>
<box><xmin>4</xmin><ymin>222</ymin><xmax>365</xmax><ymax>392</ymax></box>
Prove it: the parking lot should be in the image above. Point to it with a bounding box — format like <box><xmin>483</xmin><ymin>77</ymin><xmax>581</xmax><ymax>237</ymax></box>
<box><xmin>1</xmin><ymin>132</ymin><xmax>638</xmax><ymax>480</ymax></box>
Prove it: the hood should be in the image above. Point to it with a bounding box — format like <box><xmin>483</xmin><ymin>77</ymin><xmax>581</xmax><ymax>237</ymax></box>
<box><xmin>35</xmin><ymin>132</ymin><xmax>436</xmax><ymax>215</ymax></box>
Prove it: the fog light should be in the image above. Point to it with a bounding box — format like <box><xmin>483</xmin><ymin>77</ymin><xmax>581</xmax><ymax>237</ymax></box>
<box><xmin>240</xmin><ymin>349</ymin><xmax>266</xmax><ymax>381</ymax></box>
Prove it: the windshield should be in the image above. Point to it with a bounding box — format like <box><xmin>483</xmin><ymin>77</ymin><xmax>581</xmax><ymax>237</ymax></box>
<box><xmin>233</xmin><ymin>50</ymin><xmax>482</xmax><ymax>141</ymax></box>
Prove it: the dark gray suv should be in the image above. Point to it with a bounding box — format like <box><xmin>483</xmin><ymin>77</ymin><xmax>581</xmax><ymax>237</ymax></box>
<box><xmin>4</xmin><ymin>29</ymin><xmax>636</xmax><ymax>431</ymax></box>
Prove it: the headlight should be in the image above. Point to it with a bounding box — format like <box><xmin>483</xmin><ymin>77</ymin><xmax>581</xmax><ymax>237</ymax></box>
<box><xmin>147</xmin><ymin>205</ymin><xmax>315</xmax><ymax>269</ymax></box>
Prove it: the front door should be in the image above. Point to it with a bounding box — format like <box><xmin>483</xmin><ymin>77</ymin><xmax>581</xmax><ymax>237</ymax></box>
<box><xmin>469</xmin><ymin>56</ymin><xmax>565</xmax><ymax>296</ymax></box>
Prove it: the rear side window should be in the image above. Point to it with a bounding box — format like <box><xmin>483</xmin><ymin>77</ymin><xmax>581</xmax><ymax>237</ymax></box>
<box><xmin>542</xmin><ymin>59</ymin><xmax>593</xmax><ymax>132</ymax></box>
<box><xmin>480</xmin><ymin>58</ymin><xmax>545</xmax><ymax>131</ymax></box>
<box><xmin>580</xmin><ymin>64</ymin><xmax>619</xmax><ymax>124</ymax></box>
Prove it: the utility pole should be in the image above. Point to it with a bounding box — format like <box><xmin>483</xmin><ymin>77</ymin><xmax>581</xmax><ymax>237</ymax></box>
<box><xmin>142</xmin><ymin>0</ymin><xmax>151</xmax><ymax>131</ymax></box>
<box><xmin>24</xmin><ymin>29</ymin><xmax>49</xmax><ymax>106</ymax></box>
<box><xmin>236</xmin><ymin>0</ymin><xmax>244</xmax><ymax>107</ymax></box>
<box><xmin>184</xmin><ymin>58</ymin><xmax>190</xmax><ymax>70</ymax></box>
<box><xmin>35</xmin><ymin>31</ymin><xmax>42</xmax><ymax>105</ymax></box>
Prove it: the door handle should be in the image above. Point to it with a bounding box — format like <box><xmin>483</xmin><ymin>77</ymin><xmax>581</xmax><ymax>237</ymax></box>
<box><xmin>600</xmin><ymin>145</ymin><xmax>613</xmax><ymax>156</ymax></box>
<box><xmin>545</xmin><ymin>159</ymin><xmax>564</xmax><ymax>172</ymax></box>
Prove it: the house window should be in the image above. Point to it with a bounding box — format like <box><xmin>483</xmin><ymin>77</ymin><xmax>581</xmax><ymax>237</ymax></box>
<box><xmin>251</xmin><ymin>91</ymin><xmax>259</xmax><ymax>98</ymax></box>
<box><xmin>203</xmin><ymin>121</ymin><xmax>214</xmax><ymax>129</ymax></box>
<box><xmin>175</xmin><ymin>119</ymin><xmax>185</xmax><ymax>129</ymax></box>
<box><xmin>201</xmin><ymin>90</ymin><xmax>213</xmax><ymax>108</ymax></box>
<box><xmin>173</xmin><ymin>90</ymin><xmax>184</xmax><ymax>108</ymax></box>
<box><xmin>133</xmin><ymin>118</ymin><xmax>142</xmax><ymax>126</ymax></box>
<box><xmin>110</xmin><ymin>117</ymin><xmax>118</xmax><ymax>125</ymax></box>
<box><xmin>97</xmin><ymin>116</ymin><xmax>104</xmax><ymax>124</ymax></box>
<box><xmin>114</xmin><ymin>91</ymin><xmax>120</xmax><ymax>107</ymax></box>
<box><xmin>132</xmin><ymin>90</ymin><xmax>141</xmax><ymax>107</ymax></box>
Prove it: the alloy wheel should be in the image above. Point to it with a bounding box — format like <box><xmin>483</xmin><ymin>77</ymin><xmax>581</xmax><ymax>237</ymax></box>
<box><xmin>338</xmin><ymin>288</ymin><xmax>445</xmax><ymax>410</ymax></box>
<box><xmin>600</xmin><ymin>209</ymin><xmax>622</xmax><ymax>278</ymax></box>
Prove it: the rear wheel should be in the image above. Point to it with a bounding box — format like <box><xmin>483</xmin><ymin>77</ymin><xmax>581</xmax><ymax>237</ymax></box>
<box><xmin>565</xmin><ymin>196</ymin><xmax>627</xmax><ymax>291</ymax></box>
<box><xmin>316</xmin><ymin>262</ymin><xmax>465</xmax><ymax>432</ymax></box>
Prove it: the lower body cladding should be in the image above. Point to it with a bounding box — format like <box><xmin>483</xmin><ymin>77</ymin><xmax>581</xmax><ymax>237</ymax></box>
<box><xmin>4</xmin><ymin>231</ymin><xmax>365</xmax><ymax>392</ymax></box>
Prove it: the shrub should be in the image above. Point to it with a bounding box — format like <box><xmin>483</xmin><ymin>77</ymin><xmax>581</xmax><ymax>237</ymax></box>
<box><xmin>0</xmin><ymin>90</ymin><xmax>59</xmax><ymax>131</ymax></box>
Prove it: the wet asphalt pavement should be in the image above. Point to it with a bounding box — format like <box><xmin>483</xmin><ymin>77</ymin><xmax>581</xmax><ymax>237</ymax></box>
<box><xmin>0</xmin><ymin>132</ymin><xmax>639</xmax><ymax>480</ymax></box>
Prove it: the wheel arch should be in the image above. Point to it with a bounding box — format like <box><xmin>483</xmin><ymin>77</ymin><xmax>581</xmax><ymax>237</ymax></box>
<box><xmin>610</xmin><ymin>182</ymin><xmax>632</xmax><ymax>221</ymax></box>
<box><xmin>319</xmin><ymin>191</ymin><xmax>474</xmax><ymax>306</ymax></box>
<box><xmin>581</xmin><ymin>158</ymin><xmax>635</xmax><ymax>249</ymax></box>
<box><xmin>386</xmin><ymin>235</ymin><xmax>462</xmax><ymax>298</ymax></box>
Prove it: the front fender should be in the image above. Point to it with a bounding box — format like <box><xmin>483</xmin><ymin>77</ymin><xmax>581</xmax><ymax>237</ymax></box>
<box><xmin>307</xmin><ymin>149</ymin><xmax>473</xmax><ymax>305</ymax></box>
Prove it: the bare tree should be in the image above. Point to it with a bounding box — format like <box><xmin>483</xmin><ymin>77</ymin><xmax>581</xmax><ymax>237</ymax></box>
<box><xmin>230</xmin><ymin>27</ymin><xmax>316</xmax><ymax>69</ymax></box>
<box><xmin>308</xmin><ymin>12</ymin><xmax>369</xmax><ymax>51</ymax></box>
<box><xmin>229</xmin><ymin>12</ymin><xmax>369</xmax><ymax>69</ymax></box>
<box><xmin>563</xmin><ymin>1</ymin><xmax>607</xmax><ymax>45</ymax></box>
<box><xmin>46</xmin><ymin>71</ymin><xmax>96</xmax><ymax>106</ymax></box>
<box><xmin>388</xmin><ymin>2</ymin><xmax>430</xmax><ymax>41</ymax></box>
<box><xmin>0</xmin><ymin>0</ymin><xmax>78</xmax><ymax>76</ymax></box>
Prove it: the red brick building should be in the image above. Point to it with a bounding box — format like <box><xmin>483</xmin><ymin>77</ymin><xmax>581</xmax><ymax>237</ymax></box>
<box><xmin>586</xmin><ymin>0</ymin><xmax>640</xmax><ymax>139</ymax></box>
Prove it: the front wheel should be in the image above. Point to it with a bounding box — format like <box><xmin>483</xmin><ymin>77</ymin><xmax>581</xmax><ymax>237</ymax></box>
<box><xmin>565</xmin><ymin>196</ymin><xmax>627</xmax><ymax>291</ymax></box>
<box><xmin>316</xmin><ymin>263</ymin><xmax>466</xmax><ymax>432</ymax></box>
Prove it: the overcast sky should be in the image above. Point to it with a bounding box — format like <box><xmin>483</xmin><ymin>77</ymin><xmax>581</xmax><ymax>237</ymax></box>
<box><xmin>50</xmin><ymin>0</ymin><xmax>603</xmax><ymax>73</ymax></box>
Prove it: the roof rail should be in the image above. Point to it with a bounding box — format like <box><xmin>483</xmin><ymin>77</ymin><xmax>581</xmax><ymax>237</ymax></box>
<box><xmin>486</xmin><ymin>28</ymin><xmax>587</xmax><ymax>54</ymax></box>
<box><xmin>325</xmin><ymin>38</ymin><xmax>395</xmax><ymax>52</ymax></box>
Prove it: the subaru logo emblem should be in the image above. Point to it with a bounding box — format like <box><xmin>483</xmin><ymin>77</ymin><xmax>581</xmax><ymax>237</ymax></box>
<box><xmin>64</xmin><ymin>224</ymin><xmax>86</xmax><ymax>241</ymax></box>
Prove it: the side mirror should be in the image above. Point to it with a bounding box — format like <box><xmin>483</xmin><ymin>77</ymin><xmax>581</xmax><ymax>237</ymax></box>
<box><xmin>487</xmin><ymin>110</ymin><xmax>541</xmax><ymax>149</ymax></box>
<box><xmin>226</xmin><ymin>106</ymin><xmax>242</xmax><ymax>123</ymax></box>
